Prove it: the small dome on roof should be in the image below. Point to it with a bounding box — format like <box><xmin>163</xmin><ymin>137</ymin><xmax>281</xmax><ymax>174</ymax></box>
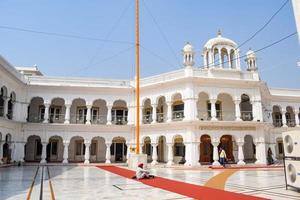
<box><xmin>203</xmin><ymin>30</ymin><xmax>237</xmax><ymax>50</ymax></box>
<box><xmin>183</xmin><ymin>42</ymin><xmax>194</xmax><ymax>52</ymax></box>
<box><xmin>246</xmin><ymin>48</ymin><xmax>256</xmax><ymax>58</ymax></box>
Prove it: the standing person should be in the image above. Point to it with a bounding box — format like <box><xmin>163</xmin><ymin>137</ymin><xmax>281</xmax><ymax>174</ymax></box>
<box><xmin>219</xmin><ymin>147</ymin><xmax>227</xmax><ymax>167</ymax></box>
<box><xmin>267</xmin><ymin>147</ymin><xmax>274</xmax><ymax>165</ymax></box>
<box><xmin>135</xmin><ymin>163</ymin><xmax>154</xmax><ymax>180</ymax></box>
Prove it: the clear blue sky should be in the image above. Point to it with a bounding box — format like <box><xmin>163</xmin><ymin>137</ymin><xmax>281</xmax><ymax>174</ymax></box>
<box><xmin>0</xmin><ymin>0</ymin><xmax>299</xmax><ymax>88</ymax></box>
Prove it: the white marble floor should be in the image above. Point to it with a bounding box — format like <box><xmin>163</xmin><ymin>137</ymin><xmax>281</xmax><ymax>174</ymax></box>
<box><xmin>0</xmin><ymin>165</ymin><xmax>299</xmax><ymax>200</ymax></box>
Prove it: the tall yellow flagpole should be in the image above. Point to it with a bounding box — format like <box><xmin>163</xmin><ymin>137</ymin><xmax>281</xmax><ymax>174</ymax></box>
<box><xmin>135</xmin><ymin>0</ymin><xmax>140</xmax><ymax>154</ymax></box>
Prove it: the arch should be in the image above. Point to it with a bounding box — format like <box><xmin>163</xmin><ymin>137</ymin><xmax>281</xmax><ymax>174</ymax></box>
<box><xmin>243</xmin><ymin>135</ymin><xmax>256</xmax><ymax>163</ymax></box>
<box><xmin>240</xmin><ymin>94</ymin><xmax>253</xmax><ymax>121</ymax></box>
<box><xmin>69</xmin><ymin>136</ymin><xmax>85</xmax><ymax>162</ymax></box>
<box><xmin>143</xmin><ymin>99</ymin><xmax>153</xmax><ymax>124</ymax></box>
<box><xmin>172</xmin><ymin>93</ymin><xmax>184</xmax><ymax>121</ymax></box>
<box><xmin>275</xmin><ymin>137</ymin><xmax>284</xmax><ymax>159</ymax></box>
<box><xmin>173</xmin><ymin>135</ymin><xmax>185</xmax><ymax>164</ymax></box>
<box><xmin>286</xmin><ymin>106</ymin><xmax>296</xmax><ymax>127</ymax></box>
<box><xmin>90</xmin><ymin>136</ymin><xmax>106</xmax><ymax>163</ymax></box>
<box><xmin>25</xmin><ymin>135</ymin><xmax>42</xmax><ymax>162</ymax></box>
<box><xmin>142</xmin><ymin>136</ymin><xmax>152</xmax><ymax>162</ymax></box>
<box><xmin>46</xmin><ymin>136</ymin><xmax>63</xmax><ymax>162</ymax></box>
<box><xmin>111</xmin><ymin>137</ymin><xmax>127</xmax><ymax>162</ymax></box>
<box><xmin>272</xmin><ymin>105</ymin><xmax>283</xmax><ymax>127</ymax></box>
<box><xmin>219</xmin><ymin>135</ymin><xmax>235</xmax><ymax>163</ymax></box>
<box><xmin>156</xmin><ymin>96</ymin><xmax>167</xmax><ymax>123</ymax></box>
<box><xmin>49</xmin><ymin>98</ymin><xmax>65</xmax><ymax>123</ymax></box>
<box><xmin>92</xmin><ymin>99</ymin><xmax>108</xmax><ymax>125</ymax></box>
<box><xmin>197</xmin><ymin>92</ymin><xmax>210</xmax><ymax>120</ymax></box>
<box><xmin>200</xmin><ymin>134</ymin><xmax>213</xmax><ymax>163</ymax></box>
<box><xmin>28</xmin><ymin>97</ymin><xmax>45</xmax><ymax>123</ymax></box>
<box><xmin>217</xmin><ymin>93</ymin><xmax>235</xmax><ymax>121</ymax></box>
<box><xmin>0</xmin><ymin>87</ymin><xmax>7</xmax><ymax>117</ymax></box>
<box><xmin>112</xmin><ymin>100</ymin><xmax>128</xmax><ymax>125</ymax></box>
<box><xmin>157</xmin><ymin>136</ymin><xmax>166</xmax><ymax>162</ymax></box>
<box><xmin>70</xmin><ymin>98</ymin><xmax>87</xmax><ymax>124</ymax></box>
<box><xmin>7</xmin><ymin>92</ymin><xmax>16</xmax><ymax>119</ymax></box>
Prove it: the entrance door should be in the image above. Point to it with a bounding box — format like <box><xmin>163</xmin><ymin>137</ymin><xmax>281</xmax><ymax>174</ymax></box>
<box><xmin>219</xmin><ymin>135</ymin><xmax>234</xmax><ymax>162</ymax></box>
<box><xmin>34</xmin><ymin>139</ymin><xmax>42</xmax><ymax>161</ymax></box>
<box><xmin>115</xmin><ymin>143</ymin><xmax>123</xmax><ymax>162</ymax></box>
<box><xmin>200</xmin><ymin>135</ymin><xmax>213</xmax><ymax>163</ymax></box>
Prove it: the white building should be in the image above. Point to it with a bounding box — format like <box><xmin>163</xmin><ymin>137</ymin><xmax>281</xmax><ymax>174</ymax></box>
<box><xmin>0</xmin><ymin>32</ymin><xmax>299</xmax><ymax>166</ymax></box>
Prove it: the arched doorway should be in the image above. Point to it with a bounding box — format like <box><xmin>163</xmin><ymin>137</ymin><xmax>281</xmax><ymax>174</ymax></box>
<box><xmin>25</xmin><ymin>135</ymin><xmax>42</xmax><ymax>162</ymax></box>
<box><xmin>173</xmin><ymin>135</ymin><xmax>185</xmax><ymax>164</ymax></box>
<box><xmin>276</xmin><ymin>137</ymin><xmax>284</xmax><ymax>159</ymax></box>
<box><xmin>200</xmin><ymin>135</ymin><xmax>213</xmax><ymax>164</ymax></box>
<box><xmin>46</xmin><ymin>136</ymin><xmax>63</xmax><ymax>162</ymax></box>
<box><xmin>142</xmin><ymin>137</ymin><xmax>152</xmax><ymax>162</ymax></box>
<box><xmin>157</xmin><ymin>136</ymin><xmax>166</xmax><ymax>162</ymax></box>
<box><xmin>69</xmin><ymin>136</ymin><xmax>85</xmax><ymax>162</ymax></box>
<box><xmin>111</xmin><ymin>137</ymin><xmax>127</xmax><ymax>162</ymax></box>
<box><xmin>240</xmin><ymin>94</ymin><xmax>253</xmax><ymax>121</ymax></box>
<box><xmin>90</xmin><ymin>137</ymin><xmax>106</xmax><ymax>163</ymax></box>
<box><xmin>218</xmin><ymin>135</ymin><xmax>234</xmax><ymax>163</ymax></box>
<box><xmin>243</xmin><ymin>135</ymin><xmax>256</xmax><ymax>163</ymax></box>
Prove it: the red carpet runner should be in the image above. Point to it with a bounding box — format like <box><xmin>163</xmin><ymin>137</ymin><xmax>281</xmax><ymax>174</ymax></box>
<box><xmin>97</xmin><ymin>166</ymin><xmax>267</xmax><ymax>200</ymax></box>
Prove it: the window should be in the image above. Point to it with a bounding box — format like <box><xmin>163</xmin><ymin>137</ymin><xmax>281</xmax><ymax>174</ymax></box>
<box><xmin>39</xmin><ymin>106</ymin><xmax>45</xmax><ymax>121</ymax></box>
<box><xmin>174</xmin><ymin>143</ymin><xmax>185</xmax><ymax>157</ymax></box>
<box><xmin>50</xmin><ymin>107</ymin><xmax>61</xmax><ymax>122</ymax></box>
<box><xmin>207</xmin><ymin>101</ymin><xmax>221</xmax><ymax>119</ymax></box>
<box><xmin>51</xmin><ymin>141</ymin><xmax>58</xmax><ymax>155</ymax></box>
<box><xmin>77</xmin><ymin>107</ymin><xmax>87</xmax><ymax>123</ymax></box>
<box><xmin>91</xmin><ymin>142</ymin><xmax>97</xmax><ymax>155</ymax></box>
<box><xmin>76</xmin><ymin>141</ymin><xmax>85</xmax><ymax>155</ymax></box>
<box><xmin>92</xmin><ymin>108</ymin><xmax>98</xmax><ymax>122</ymax></box>
<box><xmin>35</xmin><ymin>140</ymin><xmax>42</xmax><ymax>156</ymax></box>
<box><xmin>278</xmin><ymin>142</ymin><xmax>284</xmax><ymax>154</ymax></box>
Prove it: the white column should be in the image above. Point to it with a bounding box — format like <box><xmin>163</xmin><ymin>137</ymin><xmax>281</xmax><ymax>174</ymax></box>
<box><xmin>43</xmin><ymin>103</ymin><xmax>50</xmax><ymax>123</ymax></box>
<box><xmin>107</xmin><ymin>105</ymin><xmax>112</xmax><ymax>125</ymax></box>
<box><xmin>184</xmin><ymin>142</ymin><xmax>200</xmax><ymax>167</ymax></box>
<box><xmin>282</xmin><ymin>110</ymin><xmax>287</xmax><ymax>127</ymax></box>
<box><xmin>183</xmin><ymin>98</ymin><xmax>197</xmax><ymax>121</ymax></box>
<box><xmin>269</xmin><ymin>143</ymin><xmax>277</xmax><ymax>161</ymax></box>
<box><xmin>208</xmin><ymin>49</ymin><xmax>213</xmax><ymax>68</ymax></box>
<box><xmin>3</xmin><ymin>97</ymin><xmax>8</xmax><ymax>118</ymax></box>
<box><xmin>167</xmin><ymin>143</ymin><xmax>174</xmax><ymax>166</ymax></box>
<box><xmin>218</xmin><ymin>48</ymin><xmax>222</xmax><ymax>68</ymax></box>
<box><xmin>294</xmin><ymin>110</ymin><xmax>300</xmax><ymax>127</ymax></box>
<box><xmin>18</xmin><ymin>142</ymin><xmax>25</xmax><ymax>162</ymax></box>
<box><xmin>151</xmin><ymin>143</ymin><xmax>158</xmax><ymax>165</ymax></box>
<box><xmin>12</xmin><ymin>102</ymin><xmax>18</xmax><ymax>121</ymax></box>
<box><xmin>237</xmin><ymin>141</ymin><xmax>245</xmax><ymax>165</ymax></box>
<box><xmin>84</xmin><ymin>141</ymin><xmax>90</xmax><ymax>164</ymax></box>
<box><xmin>86</xmin><ymin>105</ymin><xmax>92</xmax><ymax>125</ymax></box>
<box><xmin>167</xmin><ymin>102</ymin><xmax>172</xmax><ymax>122</ymax></box>
<box><xmin>62</xmin><ymin>141</ymin><xmax>69</xmax><ymax>164</ymax></box>
<box><xmin>254</xmin><ymin>138</ymin><xmax>267</xmax><ymax>165</ymax></box>
<box><xmin>210</xmin><ymin>99</ymin><xmax>217</xmax><ymax>121</ymax></box>
<box><xmin>0</xmin><ymin>142</ymin><xmax>3</xmax><ymax>164</ymax></box>
<box><xmin>234</xmin><ymin>100</ymin><xmax>242</xmax><ymax>121</ymax></box>
<box><xmin>151</xmin><ymin>104</ymin><xmax>157</xmax><ymax>124</ymax></box>
<box><xmin>64</xmin><ymin>104</ymin><xmax>71</xmax><ymax>124</ymax></box>
<box><xmin>212</xmin><ymin>141</ymin><xmax>220</xmax><ymax>166</ymax></box>
<box><xmin>105</xmin><ymin>142</ymin><xmax>111</xmax><ymax>163</ymax></box>
<box><xmin>203</xmin><ymin>53</ymin><xmax>208</xmax><ymax>68</ymax></box>
<box><xmin>40</xmin><ymin>142</ymin><xmax>47</xmax><ymax>164</ymax></box>
<box><xmin>227</xmin><ymin>48</ymin><xmax>232</xmax><ymax>68</ymax></box>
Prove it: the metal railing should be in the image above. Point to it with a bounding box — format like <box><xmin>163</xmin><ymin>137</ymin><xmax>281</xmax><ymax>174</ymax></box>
<box><xmin>27</xmin><ymin>114</ymin><xmax>44</xmax><ymax>123</ymax></box>
<box><xmin>156</xmin><ymin>113</ymin><xmax>165</xmax><ymax>123</ymax></box>
<box><xmin>172</xmin><ymin>110</ymin><xmax>184</xmax><ymax>121</ymax></box>
<box><xmin>112</xmin><ymin>115</ymin><xmax>128</xmax><ymax>125</ymax></box>
<box><xmin>241</xmin><ymin>111</ymin><xmax>253</xmax><ymax>121</ymax></box>
<box><xmin>143</xmin><ymin>114</ymin><xmax>152</xmax><ymax>124</ymax></box>
<box><xmin>70</xmin><ymin>114</ymin><xmax>87</xmax><ymax>124</ymax></box>
<box><xmin>49</xmin><ymin>114</ymin><xmax>65</xmax><ymax>123</ymax></box>
<box><xmin>91</xmin><ymin>115</ymin><xmax>107</xmax><ymax>125</ymax></box>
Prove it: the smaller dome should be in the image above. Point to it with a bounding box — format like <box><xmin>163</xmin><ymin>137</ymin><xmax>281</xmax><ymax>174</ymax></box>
<box><xmin>246</xmin><ymin>48</ymin><xmax>256</xmax><ymax>58</ymax></box>
<box><xmin>203</xmin><ymin>31</ymin><xmax>237</xmax><ymax>50</ymax></box>
<box><xmin>183</xmin><ymin>42</ymin><xmax>194</xmax><ymax>52</ymax></box>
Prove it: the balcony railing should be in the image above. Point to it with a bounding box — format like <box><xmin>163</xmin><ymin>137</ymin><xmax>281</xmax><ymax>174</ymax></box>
<box><xmin>27</xmin><ymin>114</ymin><xmax>44</xmax><ymax>123</ymax></box>
<box><xmin>70</xmin><ymin>114</ymin><xmax>87</xmax><ymax>124</ymax></box>
<box><xmin>273</xmin><ymin>119</ymin><xmax>283</xmax><ymax>127</ymax></box>
<box><xmin>287</xmin><ymin>119</ymin><xmax>296</xmax><ymax>127</ymax></box>
<box><xmin>91</xmin><ymin>115</ymin><xmax>106</xmax><ymax>125</ymax></box>
<box><xmin>49</xmin><ymin>114</ymin><xmax>65</xmax><ymax>123</ymax></box>
<box><xmin>112</xmin><ymin>115</ymin><xmax>127</xmax><ymax>125</ymax></box>
<box><xmin>156</xmin><ymin>113</ymin><xmax>164</xmax><ymax>123</ymax></box>
<box><xmin>143</xmin><ymin>114</ymin><xmax>152</xmax><ymax>124</ymax></box>
<box><xmin>172</xmin><ymin>110</ymin><xmax>184</xmax><ymax>121</ymax></box>
<box><xmin>241</xmin><ymin>111</ymin><xmax>253</xmax><ymax>121</ymax></box>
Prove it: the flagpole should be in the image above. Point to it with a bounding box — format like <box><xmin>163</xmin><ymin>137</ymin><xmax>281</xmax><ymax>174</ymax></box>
<box><xmin>135</xmin><ymin>0</ymin><xmax>140</xmax><ymax>154</ymax></box>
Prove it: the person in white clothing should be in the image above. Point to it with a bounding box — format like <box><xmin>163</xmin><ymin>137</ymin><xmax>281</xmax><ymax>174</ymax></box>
<box><xmin>135</xmin><ymin>163</ymin><xmax>154</xmax><ymax>180</ymax></box>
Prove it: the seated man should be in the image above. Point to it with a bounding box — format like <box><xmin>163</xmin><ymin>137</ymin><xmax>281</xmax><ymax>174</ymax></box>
<box><xmin>135</xmin><ymin>163</ymin><xmax>154</xmax><ymax>180</ymax></box>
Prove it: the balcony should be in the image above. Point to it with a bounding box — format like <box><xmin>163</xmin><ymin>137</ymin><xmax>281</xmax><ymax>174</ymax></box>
<box><xmin>241</xmin><ymin>111</ymin><xmax>253</xmax><ymax>121</ymax></box>
<box><xmin>172</xmin><ymin>110</ymin><xmax>184</xmax><ymax>121</ymax></box>
<box><xmin>112</xmin><ymin>115</ymin><xmax>127</xmax><ymax>125</ymax></box>
<box><xmin>91</xmin><ymin>115</ymin><xmax>106</xmax><ymax>125</ymax></box>
<box><xmin>143</xmin><ymin>114</ymin><xmax>152</xmax><ymax>124</ymax></box>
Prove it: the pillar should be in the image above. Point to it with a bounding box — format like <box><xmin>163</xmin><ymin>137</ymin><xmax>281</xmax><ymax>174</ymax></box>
<box><xmin>64</xmin><ymin>104</ymin><xmax>71</xmax><ymax>124</ymax></box>
<box><xmin>62</xmin><ymin>141</ymin><xmax>69</xmax><ymax>164</ymax></box>
<box><xmin>210</xmin><ymin>99</ymin><xmax>218</xmax><ymax>121</ymax></box>
<box><xmin>107</xmin><ymin>105</ymin><xmax>112</xmax><ymax>125</ymax></box>
<box><xmin>237</xmin><ymin>141</ymin><xmax>245</xmax><ymax>165</ymax></box>
<box><xmin>208</xmin><ymin>49</ymin><xmax>213</xmax><ymax>68</ymax></box>
<box><xmin>105</xmin><ymin>142</ymin><xmax>111</xmax><ymax>164</ymax></box>
<box><xmin>151</xmin><ymin>143</ymin><xmax>158</xmax><ymax>165</ymax></box>
<box><xmin>84</xmin><ymin>141</ymin><xmax>90</xmax><ymax>164</ymax></box>
<box><xmin>167</xmin><ymin>143</ymin><xmax>174</xmax><ymax>166</ymax></box>
<box><xmin>227</xmin><ymin>48</ymin><xmax>232</xmax><ymax>68</ymax></box>
<box><xmin>212</xmin><ymin>141</ymin><xmax>220</xmax><ymax>166</ymax></box>
<box><xmin>203</xmin><ymin>53</ymin><xmax>208</xmax><ymax>68</ymax></box>
<box><xmin>40</xmin><ymin>142</ymin><xmax>47</xmax><ymax>164</ymax></box>
<box><xmin>282</xmin><ymin>110</ymin><xmax>287</xmax><ymax>127</ymax></box>
<box><xmin>151</xmin><ymin>104</ymin><xmax>157</xmax><ymax>124</ymax></box>
<box><xmin>254</xmin><ymin>138</ymin><xmax>267</xmax><ymax>165</ymax></box>
<box><xmin>234</xmin><ymin>100</ymin><xmax>242</xmax><ymax>121</ymax></box>
<box><xmin>218</xmin><ymin>48</ymin><xmax>222</xmax><ymax>68</ymax></box>
<box><xmin>183</xmin><ymin>98</ymin><xmax>197</xmax><ymax>121</ymax></box>
<box><xmin>18</xmin><ymin>142</ymin><xmax>25</xmax><ymax>162</ymax></box>
<box><xmin>294</xmin><ymin>110</ymin><xmax>300</xmax><ymax>127</ymax></box>
<box><xmin>3</xmin><ymin>97</ymin><xmax>8</xmax><ymax>118</ymax></box>
<box><xmin>86</xmin><ymin>105</ymin><xmax>92</xmax><ymax>125</ymax></box>
<box><xmin>43</xmin><ymin>103</ymin><xmax>50</xmax><ymax>123</ymax></box>
<box><xmin>166</xmin><ymin>102</ymin><xmax>172</xmax><ymax>122</ymax></box>
<box><xmin>184</xmin><ymin>142</ymin><xmax>200</xmax><ymax>167</ymax></box>
<box><xmin>0</xmin><ymin>142</ymin><xmax>3</xmax><ymax>164</ymax></box>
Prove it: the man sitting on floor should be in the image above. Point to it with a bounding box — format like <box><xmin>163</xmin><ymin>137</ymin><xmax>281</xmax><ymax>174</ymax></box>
<box><xmin>135</xmin><ymin>163</ymin><xmax>154</xmax><ymax>180</ymax></box>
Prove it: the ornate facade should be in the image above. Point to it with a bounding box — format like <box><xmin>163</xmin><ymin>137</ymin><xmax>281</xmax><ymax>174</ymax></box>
<box><xmin>0</xmin><ymin>33</ymin><xmax>299</xmax><ymax>166</ymax></box>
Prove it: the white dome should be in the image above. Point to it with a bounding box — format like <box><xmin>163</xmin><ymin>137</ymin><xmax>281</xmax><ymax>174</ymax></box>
<box><xmin>183</xmin><ymin>42</ymin><xmax>194</xmax><ymax>52</ymax></box>
<box><xmin>204</xmin><ymin>32</ymin><xmax>237</xmax><ymax>50</ymax></box>
<box><xmin>246</xmin><ymin>49</ymin><xmax>256</xmax><ymax>58</ymax></box>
